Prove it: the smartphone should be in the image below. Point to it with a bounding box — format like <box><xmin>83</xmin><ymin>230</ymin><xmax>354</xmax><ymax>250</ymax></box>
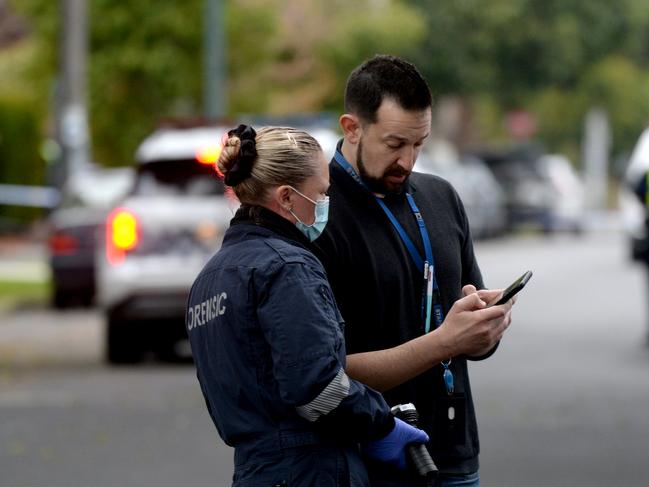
<box><xmin>490</xmin><ymin>270</ymin><xmax>533</xmax><ymax>306</ymax></box>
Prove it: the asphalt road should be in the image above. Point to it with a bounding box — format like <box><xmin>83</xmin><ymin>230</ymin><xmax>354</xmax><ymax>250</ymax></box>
<box><xmin>1</xmin><ymin>230</ymin><xmax>648</xmax><ymax>486</ymax></box>
<box><xmin>472</xmin><ymin>231</ymin><xmax>649</xmax><ymax>486</ymax></box>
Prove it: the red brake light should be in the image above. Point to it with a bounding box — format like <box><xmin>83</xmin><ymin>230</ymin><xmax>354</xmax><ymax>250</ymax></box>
<box><xmin>106</xmin><ymin>208</ymin><xmax>139</xmax><ymax>265</ymax></box>
<box><xmin>48</xmin><ymin>233</ymin><xmax>79</xmax><ymax>255</ymax></box>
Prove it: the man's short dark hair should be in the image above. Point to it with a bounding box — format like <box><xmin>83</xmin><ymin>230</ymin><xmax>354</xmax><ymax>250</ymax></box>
<box><xmin>344</xmin><ymin>54</ymin><xmax>432</xmax><ymax>124</ymax></box>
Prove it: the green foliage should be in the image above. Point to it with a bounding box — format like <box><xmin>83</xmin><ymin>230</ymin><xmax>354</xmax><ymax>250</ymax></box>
<box><xmin>409</xmin><ymin>0</ymin><xmax>631</xmax><ymax>102</ymax></box>
<box><xmin>316</xmin><ymin>2</ymin><xmax>426</xmax><ymax>111</ymax></box>
<box><xmin>528</xmin><ymin>88</ymin><xmax>586</xmax><ymax>162</ymax></box>
<box><xmin>85</xmin><ymin>0</ymin><xmax>424</xmax><ymax>163</ymax></box>
<box><xmin>0</xmin><ymin>6</ymin><xmax>48</xmax><ymax>225</ymax></box>
<box><xmin>6</xmin><ymin>0</ymin><xmax>649</xmax><ymax>174</ymax></box>
<box><xmin>0</xmin><ymin>39</ymin><xmax>45</xmax><ymax>108</ymax></box>
<box><xmin>11</xmin><ymin>0</ymin><xmax>284</xmax><ymax>166</ymax></box>
<box><xmin>226</xmin><ymin>3</ymin><xmax>279</xmax><ymax>113</ymax></box>
<box><xmin>9</xmin><ymin>0</ymin><xmax>59</xmax><ymax>82</ymax></box>
<box><xmin>0</xmin><ymin>97</ymin><xmax>46</xmax><ymax>223</ymax></box>
<box><xmin>88</xmin><ymin>0</ymin><xmax>204</xmax><ymax>166</ymax></box>
<box><xmin>406</xmin><ymin>0</ymin><xmax>649</xmax><ymax>160</ymax></box>
<box><xmin>520</xmin><ymin>56</ymin><xmax>649</xmax><ymax>161</ymax></box>
<box><xmin>580</xmin><ymin>56</ymin><xmax>649</xmax><ymax>153</ymax></box>
<box><xmin>0</xmin><ymin>278</ymin><xmax>49</xmax><ymax>311</ymax></box>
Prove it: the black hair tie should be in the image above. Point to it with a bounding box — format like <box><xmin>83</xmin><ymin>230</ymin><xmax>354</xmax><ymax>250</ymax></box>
<box><xmin>224</xmin><ymin>124</ymin><xmax>257</xmax><ymax>186</ymax></box>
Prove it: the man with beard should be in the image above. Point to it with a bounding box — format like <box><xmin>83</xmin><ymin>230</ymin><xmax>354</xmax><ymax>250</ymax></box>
<box><xmin>311</xmin><ymin>55</ymin><xmax>516</xmax><ymax>486</ymax></box>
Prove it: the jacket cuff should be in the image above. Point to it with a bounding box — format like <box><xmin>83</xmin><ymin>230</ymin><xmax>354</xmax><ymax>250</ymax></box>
<box><xmin>368</xmin><ymin>414</ymin><xmax>396</xmax><ymax>441</ymax></box>
<box><xmin>465</xmin><ymin>340</ymin><xmax>500</xmax><ymax>361</ymax></box>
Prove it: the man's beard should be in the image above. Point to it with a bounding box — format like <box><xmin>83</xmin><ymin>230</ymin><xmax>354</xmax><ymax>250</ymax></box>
<box><xmin>356</xmin><ymin>139</ymin><xmax>410</xmax><ymax>195</ymax></box>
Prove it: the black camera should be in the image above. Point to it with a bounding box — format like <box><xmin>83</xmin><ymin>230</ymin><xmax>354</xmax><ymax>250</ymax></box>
<box><xmin>390</xmin><ymin>403</ymin><xmax>438</xmax><ymax>478</ymax></box>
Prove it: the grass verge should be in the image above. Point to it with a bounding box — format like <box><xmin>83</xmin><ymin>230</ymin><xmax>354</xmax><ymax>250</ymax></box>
<box><xmin>0</xmin><ymin>279</ymin><xmax>50</xmax><ymax>312</ymax></box>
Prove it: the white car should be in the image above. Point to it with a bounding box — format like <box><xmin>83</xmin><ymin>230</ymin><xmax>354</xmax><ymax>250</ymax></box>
<box><xmin>621</xmin><ymin>127</ymin><xmax>649</xmax><ymax>261</ymax></box>
<box><xmin>97</xmin><ymin>123</ymin><xmax>340</xmax><ymax>363</ymax></box>
<box><xmin>97</xmin><ymin>125</ymin><xmax>236</xmax><ymax>363</ymax></box>
<box><xmin>478</xmin><ymin>147</ymin><xmax>586</xmax><ymax>234</ymax></box>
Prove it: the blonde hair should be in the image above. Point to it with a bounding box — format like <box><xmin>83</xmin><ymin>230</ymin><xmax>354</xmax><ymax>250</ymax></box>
<box><xmin>217</xmin><ymin>126</ymin><xmax>322</xmax><ymax>205</ymax></box>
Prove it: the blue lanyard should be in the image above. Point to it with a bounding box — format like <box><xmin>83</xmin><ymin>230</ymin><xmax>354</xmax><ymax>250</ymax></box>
<box><xmin>333</xmin><ymin>150</ymin><xmax>444</xmax><ymax>332</ymax></box>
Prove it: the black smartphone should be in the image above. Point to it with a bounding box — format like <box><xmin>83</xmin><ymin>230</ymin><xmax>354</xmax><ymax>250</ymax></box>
<box><xmin>490</xmin><ymin>270</ymin><xmax>533</xmax><ymax>306</ymax></box>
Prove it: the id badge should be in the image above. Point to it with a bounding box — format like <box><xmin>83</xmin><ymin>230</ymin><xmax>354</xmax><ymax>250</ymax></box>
<box><xmin>433</xmin><ymin>394</ymin><xmax>466</xmax><ymax>446</ymax></box>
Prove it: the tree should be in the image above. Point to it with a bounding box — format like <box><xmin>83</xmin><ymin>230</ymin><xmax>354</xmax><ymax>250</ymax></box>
<box><xmin>406</xmin><ymin>0</ymin><xmax>649</xmax><ymax>158</ymax></box>
<box><xmin>10</xmin><ymin>0</ymin><xmax>649</xmax><ymax>172</ymax></box>
<box><xmin>9</xmin><ymin>0</ymin><xmax>425</xmax><ymax>166</ymax></box>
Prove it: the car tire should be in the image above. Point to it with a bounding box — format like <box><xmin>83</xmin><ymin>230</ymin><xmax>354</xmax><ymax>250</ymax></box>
<box><xmin>80</xmin><ymin>292</ymin><xmax>94</xmax><ymax>308</ymax></box>
<box><xmin>106</xmin><ymin>313</ymin><xmax>143</xmax><ymax>364</ymax></box>
<box><xmin>52</xmin><ymin>287</ymin><xmax>72</xmax><ymax>309</ymax></box>
<box><xmin>154</xmin><ymin>338</ymin><xmax>193</xmax><ymax>363</ymax></box>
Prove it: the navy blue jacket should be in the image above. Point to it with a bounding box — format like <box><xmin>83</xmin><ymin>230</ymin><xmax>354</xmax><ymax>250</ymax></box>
<box><xmin>187</xmin><ymin>206</ymin><xmax>394</xmax><ymax>464</ymax></box>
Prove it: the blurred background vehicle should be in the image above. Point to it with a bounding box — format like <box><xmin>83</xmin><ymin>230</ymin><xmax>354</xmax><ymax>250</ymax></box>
<box><xmin>47</xmin><ymin>165</ymin><xmax>133</xmax><ymax>308</ymax></box>
<box><xmin>539</xmin><ymin>153</ymin><xmax>587</xmax><ymax>232</ymax></box>
<box><xmin>96</xmin><ymin>122</ymin><xmax>234</xmax><ymax>364</ymax></box>
<box><xmin>95</xmin><ymin>119</ymin><xmax>341</xmax><ymax>365</ymax></box>
<box><xmin>417</xmin><ymin>139</ymin><xmax>508</xmax><ymax>239</ymax></box>
<box><xmin>245</xmin><ymin>113</ymin><xmax>341</xmax><ymax>160</ymax></box>
<box><xmin>620</xmin><ymin>126</ymin><xmax>649</xmax><ymax>261</ymax></box>
<box><xmin>475</xmin><ymin>145</ymin><xmax>586</xmax><ymax>234</ymax></box>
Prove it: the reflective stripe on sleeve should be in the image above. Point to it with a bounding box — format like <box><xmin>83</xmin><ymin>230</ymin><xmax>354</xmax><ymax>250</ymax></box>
<box><xmin>295</xmin><ymin>368</ymin><xmax>350</xmax><ymax>422</ymax></box>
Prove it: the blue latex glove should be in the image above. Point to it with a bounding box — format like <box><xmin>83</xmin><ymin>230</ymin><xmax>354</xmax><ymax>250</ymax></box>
<box><xmin>362</xmin><ymin>417</ymin><xmax>430</xmax><ymax>470</ymax></box>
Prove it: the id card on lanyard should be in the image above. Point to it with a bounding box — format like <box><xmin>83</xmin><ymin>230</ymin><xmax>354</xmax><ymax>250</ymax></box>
<box><xmin>333</xmin><ymin>150</ymin><xmax>454</xmax><ymax>394</ymax></box>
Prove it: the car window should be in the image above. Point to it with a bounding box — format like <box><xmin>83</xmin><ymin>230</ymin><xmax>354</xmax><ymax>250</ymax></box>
<box><xmin>59</xmin><ymin>168</ymin><xmax>134</xmax><ymax>209</ymax></box>
<box><xmin>133</xmin><ymin>159</ymin><xmax>225</xmax><ymax>196</ymax></box>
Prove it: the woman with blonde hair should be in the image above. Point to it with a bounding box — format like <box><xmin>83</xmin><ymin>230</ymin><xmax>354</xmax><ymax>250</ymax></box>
<box><xmin>187</xmin><ymin>124</ymin><xmax>428</xmax><ymax>486</ymax></box>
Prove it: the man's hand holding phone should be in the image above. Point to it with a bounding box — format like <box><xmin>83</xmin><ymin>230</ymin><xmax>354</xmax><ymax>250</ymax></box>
<box><xmin>463</xmin><ymin>286</ymin><xmax>516</xmax><ymax>307</ymax></box>
<box><xmin>438</xmin><ymin>290</ymin><xmax>511</xmax><ymax>358</ymax></box>
<box><xmin>438</xmin><ymin>271</ymin><xmax>532</xmax><ymax>358</ymax></box>
<box><xmin>488</xmin><ymin>270</ymin><xmax>532</xmax><ymax>306</ymax></box>
<box><xmin>464</xmin><ymin>270</ymin><xmax>532</xmax><ymax>307</ymax></box>
<box><xmin>458</xmin><ymin>271</ymin><xmax>532</xmax><ymax>357</ymax></box>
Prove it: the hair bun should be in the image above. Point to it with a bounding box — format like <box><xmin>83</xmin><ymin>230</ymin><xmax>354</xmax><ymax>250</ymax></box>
<box><xmin>219</xmin><ymin>124</ymin><xmax>257</xmax><ymax>186</ymax></box>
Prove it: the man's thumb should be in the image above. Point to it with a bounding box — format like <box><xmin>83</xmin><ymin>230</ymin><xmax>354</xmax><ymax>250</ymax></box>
<box><xmin>456</xmin><ymin>292</ymin><xmax>486</xmax><ymax>311</ymax></box>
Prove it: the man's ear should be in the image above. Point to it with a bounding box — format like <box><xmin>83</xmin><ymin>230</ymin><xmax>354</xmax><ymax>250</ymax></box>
<box><xmin>340</xmin><ymin>114</ymin><xmax>362</xmax><ymax>145</ymax></box>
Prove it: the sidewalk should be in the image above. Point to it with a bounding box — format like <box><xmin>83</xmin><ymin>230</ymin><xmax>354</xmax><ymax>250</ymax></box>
<box><xmin>0</xmin><ymin>235</ymin><xmax>49</xmax><ymax>283</ymax></box>
<box><xmin>584</xmin><ymin>209</ymin><xmax>626</xmax><ymax>233</ymax></box>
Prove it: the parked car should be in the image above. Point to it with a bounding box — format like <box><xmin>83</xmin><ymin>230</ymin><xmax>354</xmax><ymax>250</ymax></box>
<box><xmin>476</xmin><ymin>145</ymin><xmax>585</xmax><ymax>233</ymax></box>
<box><xmin>48</xmin><ymin>166</ymin><xmax>134</xmax><ymax>308</ymax></box>
<box><xmin>620</xmin><ymin>127</ymin><xmax>649</xmax><ymax>261</ymax></box>
<box><xmin>537</xmin><ymin>154</ymin><xmax>586</xmax><ymax>232</ymax></box>
<box><xmin>96</xmin><ymin>124</ymin><xmax>235</xmax><ymax>363</ymax></box>
<box><xmin>416</xmin><ymin>139</ymin><xmax>508</xmax><ymax>239</ymax></box>
<box><xmin>96</xmin><ymin>121</ymin><xmax>342</xmax><ymax>364</ymax></box>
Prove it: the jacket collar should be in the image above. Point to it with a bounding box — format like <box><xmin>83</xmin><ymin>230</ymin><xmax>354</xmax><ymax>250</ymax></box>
<box><xmin>230</xmin><ymin>204</ymin><xmax>312</xmax><ymax>248</ymax></box>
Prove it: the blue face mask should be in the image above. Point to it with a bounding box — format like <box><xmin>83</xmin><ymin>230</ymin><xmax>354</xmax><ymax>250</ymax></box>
<box><xmin>288</xmin><ymin>187</ymin><xmax>329</xmax><ymax>242</ymax></box>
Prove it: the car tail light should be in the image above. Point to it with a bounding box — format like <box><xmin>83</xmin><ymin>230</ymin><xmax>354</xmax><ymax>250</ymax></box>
<box><xmin>106</xmin><ymin>208</ymin><xmax>139</xmax><ymax>265</ymax></box>
<box><xmin>48</xmin><ymin>232</ymin><xmax>79</xmax><ymax>255</ymax></box>
<box><xmin>195</xmin><ymin>145</ymin><xmax>222</xmax><ymax>165</ymax></box>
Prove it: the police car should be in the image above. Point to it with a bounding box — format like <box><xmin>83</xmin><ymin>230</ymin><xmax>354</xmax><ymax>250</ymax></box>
<box><xmin>96</xmin><ymin>122</ymin><xmax>236</xmax><ymax>363</ymax></box>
